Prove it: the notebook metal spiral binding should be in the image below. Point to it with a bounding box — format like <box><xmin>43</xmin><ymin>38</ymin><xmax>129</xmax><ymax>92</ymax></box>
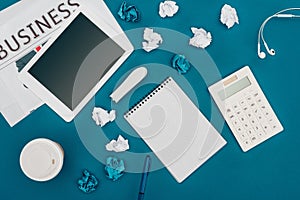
<box><xmin>124</xmin><ymin>77</ymin><xmax>173</xmax><ymax>118</ymax></box>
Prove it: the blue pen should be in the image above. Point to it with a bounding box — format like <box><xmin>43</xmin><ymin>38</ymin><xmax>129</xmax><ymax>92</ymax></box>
<box><xmin>138</xmin><ymin>155</ymin><xmax>151</xmax><ymax>200</ymax></box>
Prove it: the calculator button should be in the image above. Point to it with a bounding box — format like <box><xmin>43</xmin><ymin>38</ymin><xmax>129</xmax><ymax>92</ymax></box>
<box><xmin>226</xmin><ymin>108</ymin><xmax>232</xmax><ymax>113</ymax></box>
<box><xmin>231</xmin><ymin>118</ymin><xmax>241</xmax><ymax>127</ymax></box>
<box><xmin>263</xmin><ymin>109</ymin><xmax>273</xmax><ymax>120</ymax></box>
<box><xmin>235</xmin><ymin>126</ymin><xmax>244</xmax><ymax>134</ymax></box>
<box><xmin>243</xmin><ymin>139</ymin><xmax>252</xmax><ymax>147</ymax></box>
<box><xmin>249</xmin><ymin>102</ymin><xmax>257</xmax><ymax>108</ymax></box>
<box><xmin>239</xmin><ymin>99</ymin><xmax>247</xmax><ymax>107</ymax></box>
<box><xmin>271</xmin><ymin>124</ymin><xmax>278</xmax><ymax>130</ymax></box>
<box><xmin>235</xmin><ymin>109</ymin><xmax>242</xmax><ymax>116</ymax></box>
<box><xmin>261</xmin><ymin>122</ymin><xmax>272</xmax><ymax>134</ymax></box>
<box><xmin>264</xmin><ymin>110</ymin><xmax>271</xmax><ymax>118</ymax></box>
<box><xmin>254</xmin><ymin>124</ymin><xmax>263</xmax><ymax>132</ymax></box>
<box><xmin>267</xmin><ymin>118</ymin><xmax>275</xmax><ymax>123</ymax></box>
<box><xmin>225</xmin><ymin>105</ymin><xmax>232</xmax><ymax>112</ymax></box>
<box><xmin>239</xmin><ymin>132</ymin><xmax>248</xmax><ymax>141</ymax></box>
<box><xmin>257</xmin><ymin>114</ymin><xmax>264</xmax><ymax>121</ymax></box>
<box><xmin>246</xmin><ymin>128</ymin><xmax>255</xmax><ymax>136</ymax></box>
<box><xmin>246</xmin><ymin>96</ymin><xmax>255</xmax><ymax>104</ymax></box>
<box><xmin>256</xmin><ymin>98</ymin><xmax>264</xmax><ymax>105</ymax></box>
<box><xmin>253</xmin><ymin>107</ymin><xmax>259</xmax><ymax>114</ymax></box>
<box><xmin>229</xmin><ymin>114</ymin><xmax>237</xmax><ymax>120</ymax></box>
<box><xmin>252</xmin><ymin>92</ymin><xmax>259</xmax><ymax>97</ymax></box>
<box><xmin>243</xmin><ymin>122</ymin><xmax>250</xmax><ymax>129</ymax></box>
<box><xmin>232</xmin><ymin>103</ymin><xmax>239</xmax><ymax>110</ymax></box>
<box><xmin>260</xmin><ymin>105</ymin><xmax>267</xmax><ymax>110</ymax></box>
<box><xmin>246</xmin><ymin>111</ymin><xmax>254</xmax><ymax>119</ymax></box>
<box><xmin>257</xmin><ymin>132</ymin><xmax>265</xmax><ymax>138</ymax></box>
<box><xmin>239</xmin><ymin>115</ymin><xmax>247</xmax><ymax>123</ymax></box>
<box><xmin>228</xmin><ymin>114</ymin><xmax>234</xmax><ymax>119</ymax></box>
<box><xmin>249</xmin><ymin>117</ymin><xmax>258</xmax><ymax>126</ymax></box>
<box><xmin>250</xmin><ymin>136</ymin><xmax>258</xmax><ymax>143</ymax></box>
<box><xmin>252</xmin><ymin>91</ymin><xmax>260</xmax><ymax>98</ymax></box>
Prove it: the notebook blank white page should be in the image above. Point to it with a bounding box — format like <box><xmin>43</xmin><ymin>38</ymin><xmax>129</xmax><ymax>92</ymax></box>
<box><xmin>124</xmin><ymin>77</ymin><xmax>226</xmax><ymax>183</ymax></box>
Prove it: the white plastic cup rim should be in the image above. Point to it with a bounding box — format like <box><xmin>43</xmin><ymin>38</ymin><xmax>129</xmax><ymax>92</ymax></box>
<box><xmin>20</xmin><ymin>138</ymin><xmax>64</xmax><ymax>182</ymax></box>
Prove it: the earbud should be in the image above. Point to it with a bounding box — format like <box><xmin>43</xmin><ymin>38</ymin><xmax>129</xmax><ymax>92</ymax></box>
<box><xmin>269</xmin><ymin>49</ymin><xmax>276</xmax><ymax>56</ymax></box>
<box><xmin>257</xmin><ymin>43</ymin><xmax>266</xmax><ymax>59</ymax></box>
<box><xmin>262</xmin><ymin>41</ymin><xmax>276</xmax><ymax>56</ymax></box>
<box><xmin>258</xmin><ymin>51</ymin><xmax>266</xmax><ymax>59</ymax></box>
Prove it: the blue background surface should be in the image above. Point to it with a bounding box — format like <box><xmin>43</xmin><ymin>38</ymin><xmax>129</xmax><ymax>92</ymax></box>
<box><xmin>1</xmin><ymin>0</ymin><xmax>300</xmax><ymax>199</ymax></box>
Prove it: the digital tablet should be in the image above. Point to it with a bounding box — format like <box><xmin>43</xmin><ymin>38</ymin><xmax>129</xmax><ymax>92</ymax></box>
<box><xmin>19</xmin><ymin>6</ymin><xmax>133</xmax><ymax>122</ymax></box>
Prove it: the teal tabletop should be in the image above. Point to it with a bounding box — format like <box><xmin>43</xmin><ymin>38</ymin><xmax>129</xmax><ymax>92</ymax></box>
<box><xmin>1</xmin><ymin>0</ymin><xmax>300</xmax><ymax>199</ymax></box>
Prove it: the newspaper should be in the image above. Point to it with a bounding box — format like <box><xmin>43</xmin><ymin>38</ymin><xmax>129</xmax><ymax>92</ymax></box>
<box><xmin>0</xmin><ymin>62</ymin><xmax>43</xmax><ymax>126</ymax></box>
<box><xmin>0</xmin><ymin>0</ymin><xmax>123</xmax><ymax>69</ymax></box>
<box><xmin>0</xmin><ymin>0</ymin><xmax>124</xmax><ymax>126</ymax></box>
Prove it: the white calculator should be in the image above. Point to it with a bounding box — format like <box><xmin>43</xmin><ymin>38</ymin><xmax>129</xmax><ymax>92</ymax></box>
<box><xmin>208</xmin><ymin>66</ymin><xmax>283</xmax><ymax>152</ymax></box>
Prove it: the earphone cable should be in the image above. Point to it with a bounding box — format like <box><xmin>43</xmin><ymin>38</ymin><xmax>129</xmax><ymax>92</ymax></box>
<box><xmin>258</xmin><ymin>8</ymin><xmax>300</xmax><ymax>56</ymax></box>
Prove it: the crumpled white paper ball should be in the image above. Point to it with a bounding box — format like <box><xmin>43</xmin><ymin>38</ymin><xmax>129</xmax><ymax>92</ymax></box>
<box><xmin>106</xmin><ymin>135</ymin><xmax>130</xmax><ymax>153</ymax></box>
<box><xmin>92</xmin><ymin>107</ymin><xmax>116</xmax><ymax>127</ymax></box>
<box><xmin>142</xmin><ymin>28</ymin><xmax>163</xmax><ymax>52</ymax></box>
<box><xmin>159</xmin><ymin>1</ymin><xmax>179</xmax><ymax>18</ymax></box>
<box><xmin>189</xmin><ymin>27</ymin><xmax>212</xmax><ymax>49</ymax></box>
<box><xmin>220</xmin><ymin>4</ymin><xmax>239</xmax><ymax>29</ymax></box>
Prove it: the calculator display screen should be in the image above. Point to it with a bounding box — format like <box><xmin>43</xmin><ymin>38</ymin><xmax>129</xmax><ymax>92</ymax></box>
<box><xmin>219</xmin><ymin>77</ymin><xmax>251</xmax><ymax>100</ymax></box>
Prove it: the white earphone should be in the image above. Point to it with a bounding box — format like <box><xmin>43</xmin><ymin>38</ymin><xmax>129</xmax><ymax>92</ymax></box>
<box><xmin>258</xmin><ymin>8</ymin><xmax>300</xmax><ymax>59</ymax></box>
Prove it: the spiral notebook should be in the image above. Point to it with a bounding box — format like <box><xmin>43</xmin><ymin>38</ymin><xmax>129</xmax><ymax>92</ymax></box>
<box><xmin>124</xmin><ymin>77</ymin><xmax>226</xmax><ymax>183</ymax></box>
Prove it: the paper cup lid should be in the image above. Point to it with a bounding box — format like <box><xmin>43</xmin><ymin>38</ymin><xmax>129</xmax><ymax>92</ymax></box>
<box><xmin>20</xmin><ymin>138</ymin><xmax>64</xmax><ymax>182</ymax></box>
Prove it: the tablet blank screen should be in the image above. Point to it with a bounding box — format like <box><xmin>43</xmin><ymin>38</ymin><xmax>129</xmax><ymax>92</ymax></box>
<box><xmin>28</xmin><ymin>13</ymin><xmax>125</xmax><ymax>110</ymax></box>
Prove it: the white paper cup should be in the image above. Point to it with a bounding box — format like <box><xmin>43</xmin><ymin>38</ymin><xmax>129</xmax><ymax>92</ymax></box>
<box><xmin>20</xmin><ymin>138</ymin><xmax>64</xmax><ymax>182</ymax></box>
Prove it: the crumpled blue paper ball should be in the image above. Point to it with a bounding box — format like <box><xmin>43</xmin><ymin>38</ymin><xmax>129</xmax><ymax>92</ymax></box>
<box><xmin>105</xmin><ymin>157</ymin><xmax>125</xmax><ymax>181</ymax></box>
<box><xmin>118</xmin><ymin>1</ymin><xmax>140</xmax><ymax>22</ymax></box>
<box><xmin>77</xmin><ymin>169</ymin><xmax>99</xmax><ymax>193</ymax></box>
<box><xmin>171</xmin><ymin>54</ymin><xmax>191</xmax><ymax>74</ymax></box>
